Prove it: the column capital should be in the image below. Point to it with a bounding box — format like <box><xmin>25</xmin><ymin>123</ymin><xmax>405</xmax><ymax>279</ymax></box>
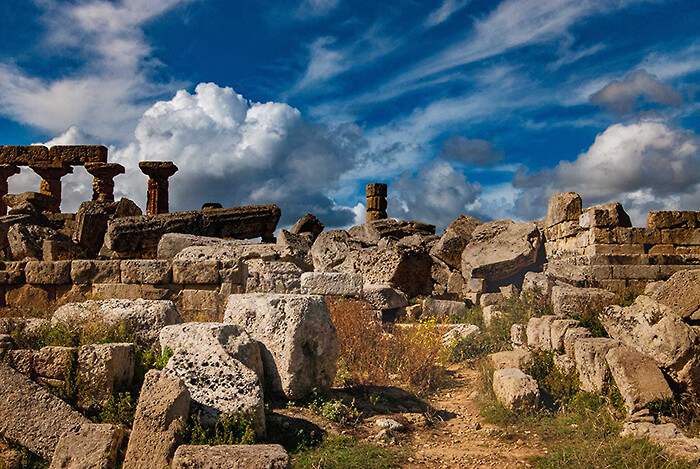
<box><xmin>138</xmin><ymin>161</ymin><xmax>178</xmax><ymax>179</ymax></box>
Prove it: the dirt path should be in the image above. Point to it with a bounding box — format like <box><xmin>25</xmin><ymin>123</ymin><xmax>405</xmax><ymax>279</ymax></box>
<box><xmin>400</xmin><ymin>362</ymin><xmax>545</xmax><ymax>468</ymax></box>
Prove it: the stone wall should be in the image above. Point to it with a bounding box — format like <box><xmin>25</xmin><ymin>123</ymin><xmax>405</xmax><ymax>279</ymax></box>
<box><xmin>543</xmin><ymin>193</ymin><xmax>700</xmax><ymax>291</ymax></box>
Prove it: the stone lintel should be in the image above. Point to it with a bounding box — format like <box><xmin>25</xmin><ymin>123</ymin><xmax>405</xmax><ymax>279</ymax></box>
<box><xmin>48</xmin><ymin>145</ymin><xmax>108</xmax><ymax>165</ymax></box>
<box><xmin>0</xmin><ymin>146</ymin><xmax>49</xmax><ymax>165</ymax></box>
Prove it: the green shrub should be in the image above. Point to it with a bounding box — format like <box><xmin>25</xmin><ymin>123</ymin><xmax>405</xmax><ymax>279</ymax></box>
<box><xmin>183</xmin><ymin>413</ymin><xmax>256</xmax><ymax>446</ymax></box>
<box><xmin>97</xmin><ymin>392</ymin><xmax>137</xmax><ymax>427</ymax></box>
<box><xmin>524</xmin><ymin>351</ymin><xmax>580</xmax><ymax>409</ymax></box>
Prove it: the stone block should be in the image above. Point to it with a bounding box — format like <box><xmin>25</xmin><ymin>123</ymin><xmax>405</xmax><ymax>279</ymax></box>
<box><xmin>550</xmin><ymin>319</ymin><xmax>579</xmax><ymax>353</ymax></box>
<box><xmin>526</xmin><ymin>315</ymin><xmax>558</xmax><ymax>352</ymax></box>
<box><xmin>6</xmin><ymin>284</ymin><xmax>53</xmax><ymax>309</ymax></box>
<box><xmin>544</xmin><ymin>220</ymin><xmax>582</xmax><ymax>241</ymax></box>
<box><xmin>0</xmin><ymin>145</ymin><xmax>49</xmax><ymax>164</ymax></box>
<box><xmin>480</xmin><ymin>292</ymin><xmax>504</xmax><ymax>307</ymax></box>
<box><xmin>661</xmin><ymin>228</ymin><xmax>700</xmax><ymax>246</ymax></box>
<box><xmin>489</xmin><ymin>349</ymin><xmax>533</xmax><ymax>371</ymax></box>
<box><xmin>172</xmin><ymin>259</ymin><xmax>220</xmax><ymax>284</ymax></box>
<box><xmin>0</xmin><ymin>261</ymin><xmax>26</xmax><ymax>285</ymax></box>
<box><xmin>121</xmin><ymin>260</ymin><xmax>172</xmax><ymax>284</ymax></box>
<box><xmin>300</xmin><ymin>272</ymin><xmax>363</xmax><ymax>296</ymax></box>
<box><xmin>465</xmin><ymin>277</ymin><xmax>486</xmax><ymax>293</ymax></box>
<box><xmin>33</xmin><ymin>346</ymin><xmax>75</xmax><ymax>381</ymax></box>
<box><xmin>423</xmin><ymin>298</ymin><xmax>467</xmax><ymax>320</ymax></box>
<box><xmin>492</xmin><ymin>368</ymin><xmax>539</xmax><ymax>411</ymax></box>
<box><xmin>611</xmin><ymin>265</ymin><xmax>660</xmax><ymax>280</ymax></box>
<box><xmin>551</xmin><ymin>284</ymin><xmax>616</xmax><ymax>316</ymax></box>
<box><xmin>179</xmin><ymin>289</ymin><xmax>219</xmax><ymax>318</ymax></box>
<box><xmin>246</xmin><ymin>260</ymin><xmax>302</xmax><ymax>294</ymax></box>
<box><xmin>25</xmin><ymin>261</ymin><xmax>71</xmax><ymax>285</ymax></box>
<box><xmin>546</xmin><ymin>192</ymin><xmax>582</xmax><ymax>227</ymax></box>
<box><xmin>71</xmin><ymin>260</ymin><xmax>121</xmax><ymax>284</ymax></box>
<box><xmin>585</xmin><ymin>244</ymin><xmax>645</xmax><ymax>256</ymax></box>
<box><xmin>579</xmin><ymin>203</ymin><xmax>631</xmax><ymax>228</ymax></box>
<box><xmin>49</xmin><ymin>423</ymin><xmax>124</xmax><ymax>469</ymax></box>
<box><xmin>648</xmin><ymin>270</ymin><xmax>700</xmax><ymax>319</ymax></box>
<box><xmin>48</xmin><ymin>145</ymin><xmax>108</xmax><ymax>164</ymax></box>
<box><xmin>430</xmin><ymin>214</ymin><xmax>481</xmax><ymax>269</ymax></box>
<box><xmin>362</xmin><ymin>284</ymin><xmax>408</xmax><ymax>310</ymax></box>
<box><xmin>648</xmin><ymin>244</ymin><xmax>676</xmax><ymax>255</ymax></box>
<box><xmin>482</xmin><ymin>305</ymin><xmax>503</xmax><ymax>327</ymax></box>
<box><xmin>511</xmin><ymin>324</ymin><xmax>526</xmax><ymax>349</ymax></box>
<box><xmin>123</xmin><ymin>370</ymin><xmax>190</xmax><ymax>469</ymax></box>
<box><xmin>574</xmin><ymin>337</ymin><xmax>620</xmax><ymax>392</ymax></box>
<box><xmin>587</xmin><ymin>227</ymin><xmax>617</xmax><ymax>244</ymax></box>
<box><xmin>77</xmin><ymin>343</ymin><xmax>135</xmax><ymax>409</ymax></box>
<box><xmin>171</xmin><ymin>445</ymin><xmax>290</xmax><ymax>469</ymax></box>
<box><xmin>563</xmin><ymin>327</ymin><xmax>592</xmax><ymax>358</ymax></box>
<box><xmin>648</xmin><ymin>211</ymin><xmax>699</xmax><ymax>230</ymax></box>
<box><xmin>617</xmin><ymin>227</ymin><xmax>661</xmax><ymax>245</ymax></box>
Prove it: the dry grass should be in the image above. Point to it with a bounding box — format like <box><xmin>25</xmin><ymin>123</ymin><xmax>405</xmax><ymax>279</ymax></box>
<box><xmin>327</xmin><ymin>297</ymin><xmax>447</xmax><ymax>394</ymax></box>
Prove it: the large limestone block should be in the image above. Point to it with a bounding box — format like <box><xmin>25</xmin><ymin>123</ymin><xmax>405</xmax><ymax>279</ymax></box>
<box><xmin>563</xmin><ymin>326</ymin><xmax>592</xmax><ymax>357</ymax></box>
<box><xmin>648</xmin><ymin>270</ymin><xmax>700</xmax><ymax>319</ymax></box>
<box><xmin>574</xmin><ymin>337</ymin><xmax>620</xmax><ymax>392</ymax></box>
<box><xmin>429</xmin><ymin>214</ymin><xmax>482</xmax><ymax>270</ymax></box>
<box><xmin>309</xmin><ymin>230</ymin><xmax>351</xmax><ymax>272</ymax></box>
<box><xmin>489</xmin><ymin>349</ymin><xmax>533</xmax><ymax>371</ymax></box>
<box><xmin>121</xmin><ymin>260</ymin><xmax>172</xmax><ymax>284</ymax></box>
<box><xmin>8</xmin><ymin>224</ymin><xmax>74</xmax><ymax>261</ymax></box>
<box><xmin>71</xmin><ymin>260</ymin><xmax>121</xmax><ymax>284</ymax></box>
<box><xmin>0</xmin><ymin>363</ymin><xmax>90</xmax><ymax>458</ymax></box>
<box><xmin>621</xmin><ymin>421</ymin><xmax>700</xmax><ymax>463</ymax></box>
<box><xmin>164</xmin><ymin>347</ymin><xmax>265</xmax><ymax>437</ymax></box>
<box><xmin>492</xmin><ymin>368</ymin><xmax>539</xmax><ymax>411</ymax></box>
<box><xmin>339</xmin><ymin>244</ymin><xmax>433</xmax><ymax>297</ymax></box>
<box><xmin>362</xmin><ymin>284</ymin><xmax>408</xmax><ymax>310</ymax></box>
<box><xmin>246</xmin><ymin>260</ymin><xmax>303</xmax><ymax>294</ymax></box>
<box><xmin>441</xmin><ymin>324</ymin><xmax>480</xmax><ymax>345</ymax></box>
<box><xmin>171</xmin><ymin>444</ymin><xmax>290</xmax><ymax>469</ymax></box>
<box><xmin>52</xmin><ymin>299</ymin><xmax>182</xmax><ymax>343</ymax></box>
<box><xmin>77</xmin><ymin>343</ymin><xmax>135</xmax><ymax>409</ymax></box>
<box><xmin>579</xmin><ymin>202</ymin><xmax>632</xmax><ymax>228</ymax></box>
<box><xmin>25</xmin><ymin>260</ymin><xmax>71</xmax><ymax>285</ymax></box>
<box><xmin>551</xmin><ymin>284</ymin><xmax>616</xmax><ymax>317</ymax></box>
<box><xmin>49</xmin><ymin>423</ymin><xmax>125</xmax><ymax>469</ymax></box>
<box><xmin>300</xmin><ymin>272</ymin><xmax>363</xmax><ymax>296</ymax></box>
<box><xmin>545</xmin><ymin>192</ymin><xmax>582</xmax><ymax>228</ymax></box>
<box><xmin>173</xmin><ymin>245</ymin><xmax>248</xmax><ymax>284</ymax></box>
<box><xmin>526</xmin><ymin>315</ymin><xmax>559</xmax><ymax>352</ymax></box>
<box><xmin>290</xmin><ymin>213</ymin><xmax>324</xmax><ymax>241</ymax></box>
<box><xmin>348</xmin><ymin>219</ymin><xmax>436</xmax><ymax>245</ymax></box>
<box><xmin>422</xmin><ymin>298</ymin><xmax>467</xmax><ymax>320</ymax></box>
<box><xmin>606</xmin><ymin>346</ymin><xmax>673</xmax><ymax>415</ymax></box>
<box><xmin>550</xmin><ymin>318</ymin><xmax>579</xmax><ymax>353</ymax></box>
<box><xmin>224</xmin><ymin>294</ymin><xmax>338</xmax><ymax>399</ymax></box>
<box><xmin>123</xmin><ymin>370</ymin><xmax>190</xmax><ymax>469</ymax></box>
<box><xmin>461</xmin><ymin>220</ymin><xmax>542</xmax><ymax>282</ymax></box>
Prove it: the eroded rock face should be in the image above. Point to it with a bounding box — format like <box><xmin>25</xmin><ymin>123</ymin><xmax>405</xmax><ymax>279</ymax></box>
<box><xmin>52</xmin><ymin>299</ymin><xmax>182</xmax><ymax>343</ymax></box>
<box><xmin>551</xmin><ymin>284</ymin><xmax>616</xmax><ymax>317</ymax></box>
<box><xmin>492</xmin><ymin>368</ymin><xmax>539</xmax><ymax>411</ymax></box>
<box><xmin>545</xmin><ymin>192</ymin><xmax>582</xmax><ymax>228</ymax></box>
<box><xmin>224</xmin><ymin>294</ymin><xmax>337</xmax><ymax>399</ymax></box>
<box><xmin>49</xmin><ymin>423</ymin><xmax>125</xmax><ymax>469</ymax></box>
<box><xmin>309</xmin><ymin>230</ymin><xmax>352</xmax><ymax>272</ymax></box>
<box><xmin>648</xmin><ymin>270</ymin><xmax>700</xmax><ymax>319</ymax></box>
<box><xmin>171</xmin><ymin>444</ymin><xmax>290</xmax><ymax>469</ymax></box>
<box><xmin>574</xmin><ymin>337</ymin><xmax>620</xmax><ymax>392</ymax></box>
<box><xmin>461</xmin><ymin>220</ymin><xmax>542</xmax><ymax>282</ymax></box>
<box><xmin>430</xmin><ymin>215</ymin><xmax>481</xmax><ymax>270</ymax></box>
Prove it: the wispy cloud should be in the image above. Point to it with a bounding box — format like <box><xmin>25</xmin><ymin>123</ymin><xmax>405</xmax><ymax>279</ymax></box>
<box><xmin>424</xmin><ymin>0</ymin><xmax>471</xmax><ymax>28</ymax></box>
<box><xmin>296</xmin><ymin>0</ymin><xmax>340</xmax><ymax>17</ymax></box>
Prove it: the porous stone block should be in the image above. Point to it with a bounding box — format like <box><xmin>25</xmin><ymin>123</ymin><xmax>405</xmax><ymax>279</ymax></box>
<box><xmin>616</xmin><ymin>227</ymin><xmax>661</xmax><ymax>245</ymax></box>
<box><xmin>544</xmin><ymin>221</ymin><xmax>582</xmax><ymax>241</ymax></box>
<box><xmin>33</xmin><ymin>346</ymin><xmax>75</xmax><ymax>382</ymax></box>
<box><xmin>300</xmin><ymin>272</ymin><xmax>363</xmax><ymax>296</ymax></box>
<box><xmin>661</xmin><ymin>228</ymin><xmax>700</xmax><ymax>246</ymax></box>
<box><xmin>49</xmin><ymin>423</ymin><xmax>125</xmax><ymax>469</ymax></box>
<box><xmin>465</xmin><ymin>277</ymin><xmax>486</xmax><ymax>293</ymax></box>
<box><xmin>550</xmin><ymin>319</ymin><xmax>579</xmax><ymax>353</ymax></box>
<box><xmin>489</xmin><ymin>349</ymin><xmax>533</xmax><ymax>371</ymax></box>
<box><xmin>123</xmin><ymin>370</ymin><xmax>190</xmax><ymax>469</ymax></box>
<box><xmin>546</xmin><ymin>192</ymin><xmax>582</xmax><ymax>227</ymax></box>
<box><xmin>362</xmin><ymin>284</ymin><xmax>408</xmax><ymax>310</ymax></box>
<box><xmin>77</xmin><ymin>343</ymin><xmax>135</xmax><ymax>409</ymax></box>
<box><xmin>511</xmin><ymin>324</ymin><xmax>526</xmax><ymax>349</ymax></box>
<box><xmin>482</xmin><ymin>305</ymin><xmax>503</xmax><ymax>327</ymax></box>
<box><xmin>611</xmin><ymin>265</ymin><xmax>660</xmax><ymax>280</ymax></box>
<box><xmin>246</xmin><ymin>260</ymin><xmax>302</xmax><ymax>294</ymax></box>
<box><xmin>563</xmin><ymin>327</ymin><xmax>593</xmax><ymax>357</ymax></box>
<box><xmin>6</xmin><ymin>284</ymin><xmax>53</xmax><ymax>310</ymax></box>
<box><xmin>172</xmin><ymin>259</ymin><xmax>220</xmax><ymax>284</ymax></box>
<box><xmin>429</xmin><ymin>214</ymin><xmax>481</xmax><ymax>269</ymax></box>
<box><xmin>441</xmin><ymin>323</ymin><xmax>480</xmax><ymax>345</ymax></box>
<box><xmin>480</xmin><ymin>292</ymin><xmax>504</xmax><ymax>307</ymax></box>
<box><xmin>121</xmin><ymin>260</ymin><xmax>172</xmax><ymax>284</ymax></box>
<box><xmin>71</xmin><ymin>260</ymin><xmax>121</xmax><ymax>284</ymax></box>
<box><xmin>648</xmin><ymin>211</ymin><xmax>699</xmax><ymax>230</ymax></box>
<box><xmin>492</xmin><ymin>368</ymin><xmax>539</xmax><ymax>411</ymax></box>
<box><xmin>648</xmin><ymin>270</ymin><xmax>700</xmax><ymax>319</ymax></box>
<box><xmin>0</xmin><ymin>145</ymin><xmax>49</xmax><ymax>164</ymax></box>
<box><xmin>171</xmin><ymin>444</ymin><xmax>290</xmax><ymax>469</ymax></box>
<box><xmin>587</xmin><ymin>227</ymin><xmax>617</xmax><ymax>244</ymax></box>
<box><xmin>25</xmin><ymin>260</ymin><xmax>71</xmax><ymax>285</ymax></box>
<box><xmin>179</xmin><ymin>289</ymin><xmax>219</xmax><ymax>318</ymax></box>
<box><xmin>91</xmin><ymin>283</ymin><xmax>144</xmax><ymax>300</ymax></box>
<box><xmin>48</xmin><ymin>145</ymin><xmax>108</xmax><ymax>164</ymax></box>
<box><xmin>551</xmin><ymin>284</ymin><xmax>616</xmax><ymax>316</ymax></box>
<box><xmin>579</xmin><ymin>203</ymin><xmax>631</xmax><ymax>228</ymax></box>
<box><xmin>574</xmin><ymin>337</ymin><xmax>620</xmax><ymax>392</ymax></box>
<box><xmin>0</xmin><ymin>261</ymin><xmax>26</xmax><ymax>285</ymax></box>
<box><xmin>585</xmin><ymin>244</ymin><xmax>645</xmax><ymax>256</ymax></box>
<box><xmin>526</xmin><ymin>315</ymin><xmax>559</xmax><ymax>352</ymax></box>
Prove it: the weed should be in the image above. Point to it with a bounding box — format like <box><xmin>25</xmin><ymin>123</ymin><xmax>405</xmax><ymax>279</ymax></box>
<box><xmin>524</xmin><ymin>351</ymin><xmax>579</xmax><ymax>409</ymax></box>
<box><xmin>295</xmin><ymin>388</ymin><xmax>362</xmax><ymax>426</ymax></box>
<box><xmin>183</xmin><ymin>413</ymin><xmax>257</xmax><ymax>446</ymax></box>
<box><xmin>98</xmin><ymin>392</ymin><xmax>136</xmax><ymax>427</ymax></box>
<box><xmin>292</xmin><ymin>435</ymin><xmax>407</xmax><ymax>469</ymax></box>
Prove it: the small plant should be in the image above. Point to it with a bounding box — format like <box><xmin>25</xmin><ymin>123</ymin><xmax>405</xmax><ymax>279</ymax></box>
<box><xmin>298</xmin><ymin>388</ymin><xmax>362</xmax><ymax>426</ymax></box>
<box><xmin>183</xmin><ymin>413</ymin><xmax>256</xmax><ymax>446</ymax></box>
<box><xmin>292</xmin><ymin>435</ymin><xmax>407</xmax><ymax>469</ymax></box>
<box><xmin>98</xmin><ymin>392</ymin><xmax>136</xmax><ymax>427</ymax></box>
<box><xmin>525</xmin><ymin>351</ymin><xmax>580</xmax><ymax>409</ymax></box>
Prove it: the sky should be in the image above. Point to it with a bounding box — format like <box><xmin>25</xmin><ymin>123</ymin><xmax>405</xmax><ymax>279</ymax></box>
<box><xmin>0</xmin><ymin>0</ymin><xmax>699</xmax><ymax>230</ymax></box>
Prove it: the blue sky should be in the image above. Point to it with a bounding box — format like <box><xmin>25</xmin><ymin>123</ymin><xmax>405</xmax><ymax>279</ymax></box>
<box><xmin>0</xmin><ymin>0</ymin><xmax>699</xmax><ymax>229</ymax></box>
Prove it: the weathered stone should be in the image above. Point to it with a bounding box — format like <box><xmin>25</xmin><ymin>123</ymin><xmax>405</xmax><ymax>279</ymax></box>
<box><xmin>647</xmin><ymin>211</ymin><xmax>699</xmax><ymax>229</ymax></box>
<box><xmin>621</xmin><ymin>422</ymin><xmax>700</xmax><ymax>463</ymax></box>
<box><xmin>563</xmin><ymin>326</ymin><xmax>593</xmax><ymax>357</ymax></box>
<box><xmin>554</xmin><ymin>354</ymin><xmax>577</xmax><ymax>375</ymax></box>
<box><xmin>489</xmin><ymin>349</ymin><xmax>533</xmax><ymax>371</ymax></box>
<box><xmin>106</xmin><ymin>205</ymin><xmax>281</xmax><ymax>258</ymax></box>
<box><xmin>172</xmin><ymin>258</ymin><xmax>220</xmax><ymax>284</ymax></box>
<box><xmin>574</xmin><ymin>337</ymin><xmax>620</xmax><ymax>392</ymax></box>
<box><xmin>49</xmin><ymin>423</ymin><xmax>125</xmax><ymax>469</ymax></box>
<box><xmin>492</xmin><ymin>368</ymin><xmax>539</xmax><ymax>411</ymax></box>
<box><xmin>0</xmin><ymin>363</ymin><xmax>89</xmax><ymax>458</ymax></box>
<box><xmin>224</xmin><ymin>294</ymin><xmax>337</xmax><ymax>399</ymax></box>
<box><xmin>246</xmin><ymin>260</ymin><xmax>302</xmax><ymax>294</ymax></box>
<box><xmin>71</xmin><ymin>260</ymin><xmax>121</xmax><ymax>284</ymax></box>
<box><xmin>349</xmin><ymin>219</ymin><xmax>436</xmax><ymax>245</ymax></box>
<box><xmin>648</xmin><ymin>270</ymin><xmax>700</xmax><ymax>319</ymax></box>
<box><xmin>546</xmin><ymin>192</ymin><xmax>582</xmax><ymax>227</ymax></box>
<box><xmin>422</xmin><ymin>298</ymin><xmax>467</xmax><ymax>320</ymax></box>
<box><xmin>309</xmin><ymin>230</ymin><xmax>352</xmax><ymax>272</ymax></box>
<box><xmin>300</xmin><ymin>272</ymin><xmax>363</xmax><ymax>296</ymax></box>
<box><xmin>482</xmin><ymin>305</ymin><xmax>503</xmax><ymax>327</ymax></box>
<box><xmin>121</xmin><ymin>260</ymin><xmax>172</xmax><ymax>284</ymax></box>
<box><xmin>123</xmin><ymin>370</ymin><xmax>190</xmax><ymax>469</ymax></box>
<box><xmin>73</xmin><ymin>202</ymin><xmax>110</xmax><ymax>255</ymax></box>
<box><xmin>77</xmin><ymin>343</ymin><xmax>135</xmax><ymax>409</ymax></box>
<box><xmin>8</xmin><ymin>224</ymin><xmax>71</xmax><ymax>261</ymax></box>
<box><xmin>289</xmin><ymin>213</ymin><xmax>324</xmax><ymax>241</ymax></box>
<box><xmin>6</xmin><ymin>284</ymin><xmax>51</xmax><ymax>310</ymax></box>
<box><xmin>84</xmin><ymin>162</ymin><xmax>125</xmax><ymax>203</ymax></box>
<box><xmin>30</xmin><ymin>163</ymin><xmax>73</xmax><ymax>213</ymax></box>
<box><xmin>362</xmin><ymin>284</ymin><xmax>408</xmax><ymax>310</ymax></box>
<box><xmin>461</xmin><ymin>220</ymin><xmax>542</xmax><ymax>282</ymax></box>
<box><xmin>521</xmin><ymin>272</ymin><xmax>553</xmax><ymax>297</ymax></box>
<box><xmin>48</xmin><ymin>145</ymin><xmax>108</xmax><ymax>165</ymax></box>
<box><xmin>114</xmin><ymin>197</ymin><xmax>143</xmax><ymax>218</ymax></box>
<box><xmin>277</xmin><ymin>229</ymin><xmax>312</xmax><ymax>255</ymax></box>
<box><xmin>33</xmin><ymin>346</ymin><xmax>75</xmax><ymax>382</ymax></box>
<box><xmin>52</xmin><ymin>299</ymin><xmax>182</xmax><ymax>343</ymax></box>
<box><xmin>605</xmin><ymin>346</ymin><xmax>673</xmax><ymax>415</ymax></box>
<box><xmin>551</xmin><ymin>284</ymin><xmax>616</xmax><ymax>317</ymax></box>
<box><xmin>579</xmin><ymin>202</ymin><xmax>632</xmax><ymax>228</ymax></box>
<box><xmin>550</xmin><ymin>319</ymin><xmax>579</xmax><ymax>353</ymax></box>
<box><xmin>0</xmin><ymin>145</ymin><xmax>49</xmax><ymax>165</ymax></box>
<box><xmin>3</xmin><ymin>191</ymin><xmax>54</xmax><ymax>213</ymax></box>
<box><xmin>429</xmin><ymin>215</ymin><xmax>481</xmax><ymax>269</ymax></box>
<box><xmin>139</xmin><ymin>161</ymin><xmax>178</xmax><ymax>215</ymax></box>
<box><xmin>25</xmin><ymin>260</ymin><xmax>71</xmax><ymax>285</ymax></box>
<box><xmin>171</xmin><ymin>444</ymin><xmax>290</xmax><ymax>469</ymax></box>
<box><xmin>480</xmin><ymin>292</ymin><xmax>503</xmax><ymax>307</ymax></box>
<box><xmin>42</xmin><ymin>238</ymin><xmax>85</xmax><ymax>261</ymax></box>
<box><xmin>526</xmin><ymin>315</ymin><xmax>559</xmax><ymax>352</ymax></box>
<box><xmin>511</xmin><ymin>323</ymin><xmax>527</xmax><ymax>349</ymax></box>
<box><xmin>441</xmin><ymin>324</ymin><xmax>480</xmax><ymax>345</ymax></box>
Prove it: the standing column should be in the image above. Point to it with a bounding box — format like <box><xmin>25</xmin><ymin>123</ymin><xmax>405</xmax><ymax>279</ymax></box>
<box><xmin>0</xmin><ymin>164</ymin><xmax>20</xmax><ymax>215</ymax></box>
<box><xmin>366</xmin><ymin>183</ymin><xmax>388</xmax><ymax>222</ymax></box>
<box><xmin>29</xmin><ymin>163</ymin><xmax>73</xmax><ymax>213</ymax></box>
<box><xmin>85</xmin><ymin>162</ymin><xmax>125</xmax><ymax>203</ymax></box>
<box><xmin>138</xmin><ymin>161</ymin><xmax>178</xmax><ymax>215</ymax></box>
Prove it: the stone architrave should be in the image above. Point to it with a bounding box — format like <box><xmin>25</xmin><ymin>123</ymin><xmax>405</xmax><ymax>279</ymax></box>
<box><xmin>366</xmin><ymin>183</ymin><xmax>387</xmax><ymax>222</ymax></box>
<box><xmin>29</xmin><ymin>162</ymin><xmax>73</xmax><ymax>213</ymax></box>
<box><xmin>0</xmin><ymin>164</ymin><xmax>20</xmax><ymax>215</ymax></box>
<box><xmin>85</xmin><ymin>163</ymin><xmax>125</xmax><ymax>203</ymax></box>
<box><xmin>139</xmin><ymin>162</ymin><xmax>178</xmax><ymax>215</ymax></box>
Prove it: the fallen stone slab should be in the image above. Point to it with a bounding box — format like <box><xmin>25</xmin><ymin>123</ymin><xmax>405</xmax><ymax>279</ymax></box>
<box><xmin>309</xmin><ymin>230</ymin><xmax>352</xmax><ymax>272</ymax></box>
<box><xmin>526</xmin><ymin>315</ymin><xmax>560</xmax><ymax>352</ymax></box>
<box><xmin>52</xmin><ymin>299</ymin><xmax>182</xmax><ymax>343</ymax></box>
<box><xmin>441</xmin><ymin>324</ymin><xmax>480</xmax><ymax>345</ymax></box>
<box><xmin>422</xmin><ymin>298</ymin><xmax>467</xmax><ymax>320</ymax></box>
<box><xmin>648</xmin><ymin>269</ymin><xmax>700</xmax><ymax>319</ymax></box>
<box><xmin>123</xmin><ymin>370</ymin><xmax>190</xmax><ymax>469</ymax></box>
<box><xmin>461</xmin><ymin>219</ymin><xmax>542</xmax><ymax>282</ymax></box>
<box><xmin>300</xmin><ymin>272</ymin><xmax>363</xmax><ymax>296</ymax></box>
<box><xmin>0</xmin><ymin>363</ymin><xmax>90</xmax><ymax>459</ymax></box>
<box><xmin>521</xmin><ymin>272</ymin><xmax>554</xmax><ymax>297</ymax></box>
<box><xmin>105</xmin><ymin>205</ymin><xmax>281</xmax><ymax>258</ymax></box>
<box><xmin>224</xmin><ymin>294</ymin><xmax>337</xmax><ymax>399</ymax></box>
<box><xmin>290</xmin><ymin>213</ymin><xmax>324</xmax><ymax>241</ymax></box>
<box><xmin>492</xmin><ymin>368</ymin><xmax>539</xmax><ymax>411</ymax></box>
<box><xmin>574</xmin><ymin>337</ymin><xmax>620</xmax><ymax>392</ymax></box>
<box><xmin>348</xmin><ymin>219</ymin><xmax>436</xmax><ymax>245</ymax></box>
<box><xmin>77</xmin><ymin>343</ymin><xmax>135</xmax><ymax>410</ymax></box>
<box><xmin>545</xmin><ymin>192</ymin><xmax>582</xmax><ymax>228</ymax></box>
<box><xmin>171</xmin><ymin>444</ymin><xmax>290</xmax><ymax>469</ymax></box>
<box><xmin>246</xmin><ymin>260</ymin><xmax>303</xmax><ymax>294</ymax></box>
<box><xmin>489</xmin><ymin>349</ymin><xmax>533</xmax><ymax>371</ymax></box>
<box><xmin>606</xmin><ymin>346</ymin><xmax>673</xmax><ymax>415</ymax></box>
<box><xmin>49</xmin><ymin>423</ymin><xmax>125</xmax><ymax>469</ymax></box>
<box><xmin>551</xmin><ymin>284</ymin><xmax>616</xmax><ymax>317</ymax></box>
<box><xmin>362</xmin><ymin>284</ymin><xmax>408</xmax><ymax>311</ymax></box>
<box><xmin>430</xmin><ymin>214</ymin><xmax>481</xmax><ymax>270</ymax></box>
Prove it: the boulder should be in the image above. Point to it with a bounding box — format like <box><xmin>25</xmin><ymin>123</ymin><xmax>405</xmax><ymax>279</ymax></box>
<box><xmin>348</xmin><ymin>219</ymin><xmax>435</xmax><ymax>245</ymax></box>
<box><xmin>441</xmin><ymin>324</ymin><xmax>480</xmax><ymax>345</ymax></box>
<box><xmin>429</xmin><ymin>215</ymin><xmax>481</xmax><ymax>269</ymax></box>
<box><xmin>551</xmin><ymin>284</ymin><xmax>616</xmax><ymax>317</ymax></box>
<box><xmin>224</xmin><ymin>294</ymin><xmax>338</xmax><ymax>399</ymax></box>
<box><xmin>246</xmin><ymin>260</ymin><xmax>303</xmax><ymax>294</ymax></box>
<box><xmin>0</xmin><ymin>363</ymin><xmax>89</xmax><ymax>459</ymax></box>
<box><xmin>362</xmin><ymin>284</ymin><xmax>408</xmax><ymax>311</ymax></box>
<box><xmin>461</xmin><ymin>220</ymin><xmax>542</xmax><ymax>282</ymax></box>
<box><xmin>340</xmin><ymin>245</ymin><xmax>433</xmax><ymax>297</ymax></box>
<box><xmin>171</xmin><ymin>444</ymin><xmax>290</xmax><ymax>469</ymax></box>
<box><xmin>77</xmin><ymin>343</ymin><xmax>135</xmax><ymax>409</ymax></box>
<box><xmin>309</xmin><ymin>230</ymin><xmax>352</xmax><ymax>272</ymax></box>
<box><xmin>489</xmin><ymin>349</ymin><xmax>533</xmax><ymax>371</ymax></box>
<box><xmin>574</xmin><ymin>337</ymin><xmax>620</xmax><ymax>392</ymax></box>
<box><xmin>492</xmin><ymin>368</ymin><xmax>539</xmax><ymax>411</ymax></box>
<box><xmin>605</xmin><ymin>346</ymin><xmax>673</xmax><ymax>415</ymax></box>
<box><xmin>52</xmin><ymin>299</ymin><xmax>182</xmax><ymax>343</ymax></box>
<box><xmin>123</xmin><ymin>370</ymin><xmax>191</xmax><ymax>469</ymax></box>
<box><xmin>422</xmin><ymin>298</ymin><xmax>467</xmax><ymax>320</ymax></box>
<box><xmin>648</xmin><ymin>270</ymin><xmax>700</xmax><ymax>319</ymax></box>
<box><xmin>49</xmin><ymin>423</ymin><xmax>125</xmax><ymax>469</ymax></box>
<box><xmin>526</xmin><ymin>315</ymin><xmax>560</xmax><ymax>352</ymax></box>
<box><xmin>579</xmin><ymin>202</ymin><xmax>632</xmax><ymax>228</ymax></box>
<box><xmin>621</xmin><ymin>422</ymin><xmax>700</xmax><ymax>463</ymax></box>
<box><xmin>289</xmin><ymin>213</ymin><xmax>324</xmax><ymax>242</ymax></box>
<box><xmin>545</xmin><ymin>192</ymin><xmax>582</xmax><ymax>228</ymax></box>
<box><xmin>521</xmin><ymin>272</ymin><xmax>554</xmax><ymax>297</ymax></box>
<box><xmin>300</xmin><ymin>272</ymin><xmax>363</xmax><ymax>296</ymax></box>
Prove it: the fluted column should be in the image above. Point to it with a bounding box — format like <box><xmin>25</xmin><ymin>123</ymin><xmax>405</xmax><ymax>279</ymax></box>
<box><xmin>138</xmin><ymin>161</ymin><xmax>178</xmax><ymax>215</ymax></box>
<box><xmin>366</xmin><ymin>183</ymin><xmax>388</xmax><ymax>222</ymax></box>
<box><xmin>85</xmin><ymin>162</ymin><xmax>125</xmax><ymax>203</ymax></box>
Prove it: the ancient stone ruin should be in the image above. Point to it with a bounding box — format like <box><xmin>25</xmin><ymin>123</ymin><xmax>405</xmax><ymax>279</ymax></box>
<box><xmin>1</xmin><ymin>143</ymin><xmax>700</xmax><ymax>467</ymax></box>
